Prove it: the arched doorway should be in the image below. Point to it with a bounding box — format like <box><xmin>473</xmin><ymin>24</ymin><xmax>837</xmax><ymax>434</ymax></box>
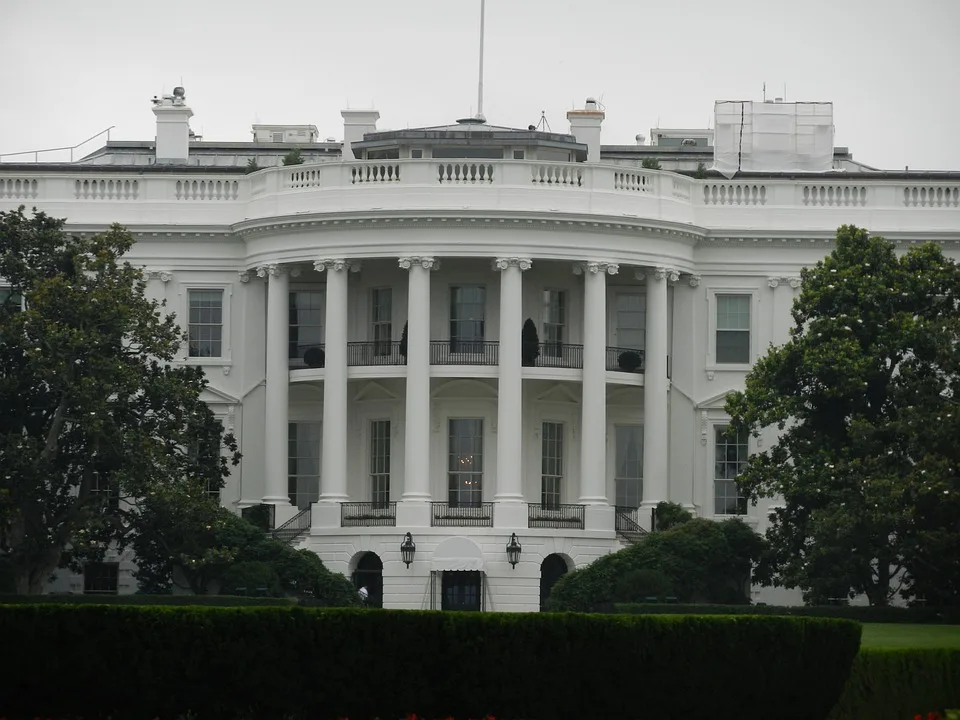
<box><xmin>540</xmin><ymin>554</ymin><xmax>570</xmax><ymax>611</ymax></box>
<box><xmin>352</xmin><ymin>552</ymin><xmax>383</xmax><ymax>608</ymax></box>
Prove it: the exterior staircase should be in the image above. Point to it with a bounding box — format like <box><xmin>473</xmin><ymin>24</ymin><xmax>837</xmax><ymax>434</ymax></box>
<box><xmin>615</xmin><ymin>506</ymin><xmax>649</xmax><ymax>545</ymax></box>
<box><xmin>271</xmin><ymin>507</ymin><xmax>311</xmax><ymax>545</ymax></box>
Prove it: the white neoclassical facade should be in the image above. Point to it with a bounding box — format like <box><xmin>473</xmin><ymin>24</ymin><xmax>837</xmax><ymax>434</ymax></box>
<box><xmin>3</xmin><ymin>88</ymin><xmax>959</xmax><ymax>608</ymax></box>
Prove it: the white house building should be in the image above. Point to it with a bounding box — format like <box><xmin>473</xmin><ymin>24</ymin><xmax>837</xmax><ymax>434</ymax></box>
<box><xmin>2</xmin><ymin>87</ymin><xmax>958</xmax><ymax>609</ymax></box>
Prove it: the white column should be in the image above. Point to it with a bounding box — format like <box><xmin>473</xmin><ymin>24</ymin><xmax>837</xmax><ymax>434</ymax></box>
<box><xmin>642</xmin><ymin>266</ymin><xmax>674</xmax><ymax>509</ymax></box>
<box><xmin>494</xmin><ymin>257</ymin><xmax>531</xmax><ymax>502</ymax></box>
<box><xmin>400</xmin><ymin>256</ymin><xmax>434</xmax><ymax>501</ymax></box>
<box><xmin>314</xmin><ymin>258</ymin><xmax>352</xmax><ymax>502</ymax></box>
<box><xmin>578</xmin><ymin>261</ymin><xmax>618</xmax><ymax>504</ymax></box>
<box><xmin>259</xmin><ymin>263</ymin><xmax>292</xmax><ymax>506</ymax></box>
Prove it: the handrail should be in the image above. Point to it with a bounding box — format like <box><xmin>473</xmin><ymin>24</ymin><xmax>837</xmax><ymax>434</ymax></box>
<box><xmin>271</xmin><ymin>506</ymin><xmax>311</xmax><ymax>540</ymax></box>
<box><xmin>0</xmin><ymin>126</ymin><xmax>116</xmax><ymax>163</ymax></box>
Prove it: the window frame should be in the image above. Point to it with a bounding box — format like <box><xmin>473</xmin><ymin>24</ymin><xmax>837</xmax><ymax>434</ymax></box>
<box><xmin>447</xmin><ymin>417</ymin><xmax>484</xmax><ymax>507</ymax></box>
<box><xmin>0</xmin><ymin>285</ymin><xmax>25</xmax><ymax>312</ymax></box>
<box><xmin>180</xmin><ymin>283</ymin><xmax>232</xmax><ymax>365</ymax></box>
<box><xmin>541</xmin><ymin>288</ymin><xmax>567</xmax><ymax>353</ymax></box>
<box><xmin>706</xmin><ymin>287</ymin><xmax>758</xmax><ymax>371</ymax></box>
<box><xmin>448</xmin><ymin>285</ymin><xmax>487</xmax><ymax>352</ymax></box>
<box><xmin>288</xmin><ymin>287</ymin><xmax>325</xmax><ymax>362</ymax></box>
<box><xmin>540</xmin><ymin>421</ymin><xmax>565</xmax><ymax>508</ymax></box>
<box><xmin>288</xmin><ymin>421</ymin><xmax>322</xmax><ymax>510</ymax></box>
<box><xmin>370</xmin><ymin>287</ymin><xmax>393</xmax><ymax>354</ymax></box>
<box><xmin>613</xmin><ymin>291</ymin><xmax>646</xmax><ymax>351</ymax></box>
<box><xmin>713</xmin><ymin>424</ymin><xmax>749</xmax><ymax>517</ymax></box>
<box><xmin>369</xmin><ymin>418</ymin><xmax>391</xmax><ymax>507</ymax></box>
<box><xmin>83</xmin><ymin>561</ymin><xmax>119</xmax><ymax>595</ymax></box>
<box><xmin>613</xmin><ymin>424</ymin><xmax>644</xmax><ymax>508</ymax></box>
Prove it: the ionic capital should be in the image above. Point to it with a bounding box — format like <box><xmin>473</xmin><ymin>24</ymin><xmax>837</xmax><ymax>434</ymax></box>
<box><xmin>767</xmin><ymin>276</ymin><xmax>781</xmax><ymax>289</ymax></box>
<box><xmin>255</xmin><ymin>263</ymin><xmax>282</xmax><ymax>278</ymax></box>
<box><xmin>652</xmin><ymin>266</ymin><xmax>681</xmax><ymax>283</ymax></box>
<box><xmin>238</xmin><ymin>270</ymin><xmax>251</xmax><ymax>283</ymax></box>
<box><xmin>314</xmin><ymin>258</ymin><xmax>360</xmax><ymax>273</ymax></box>
<box><xmin>574</xmin><ymin>261</ymin><xmax>619</xmax><ymax>276</ymax></box>
<box><xmin>398</xmin><ymin>256</ymin><xmax>438</xmax><ymax>271</ymax></box>
<box><xmin>144</xmin><ymin>269</ymin><xmax>172</xmax><ymax>283</ymax></box>
<box><xmin>687</xmin><ymin>274</ymin><xmax>702</xmax><ymax>288</ymax></box>
<box><xmin>493</xmin><ymin>257</ymin><xmax>533</xmax><ymax>271</ymax></box>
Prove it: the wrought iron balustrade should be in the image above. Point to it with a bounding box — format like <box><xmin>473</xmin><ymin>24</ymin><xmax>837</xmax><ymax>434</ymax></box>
<box><xmin>340</xmin><ymin>501</ymin><xmax>397</xmax><ymax>527</ymax></box>
<box><xmin>430</xmin><ymin>340</ymin><xmax>499</xmax><ymax>366</ymax></box>
<box><xmin>347</xmin><ymin>341</ymin><xmax>405</xmax><ymax>367</ymax></box>
<box><xmin>526</xmin><ymin>342</ymin><xmax>583</xmax><ymax>369</ymax></box>
<box><xmin>606</xmin><ymin>346</ymin><xmax>645</xmax><ymax>373</ymax></box>
<box><xmin>528</xmin><ymin>502</ymin><xmax>585</xmax><ymax>529</ymax></box>
<box><xmin>430</xmin><ymin>501</ymin><xmax>494</xmax><ymax>527</ymax></box>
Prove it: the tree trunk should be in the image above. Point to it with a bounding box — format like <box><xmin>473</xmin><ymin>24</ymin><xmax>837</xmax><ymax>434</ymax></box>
<box><xmin>14</xmin><ymin>555</ymin><xmax>60</xmax><ymax>595</ymax></box>
<box><xmin>867</xmin><ymin>558</ymin><xmax>892</xmax><ymax>606</ymax></box>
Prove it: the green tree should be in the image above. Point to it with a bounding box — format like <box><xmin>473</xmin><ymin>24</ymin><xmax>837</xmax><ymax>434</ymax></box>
<box><xmin>641</xmin><ymin>158</ymin><xmax>662</xmax><ymax>170</ymax></box>
<box><xmin>0</xmin><ymin>207</ymin><xmax>239</xmax><ymax>594</ymax></box>
<box><xmin>654</xmin><ymin>501</ymin><xmax>693</xmax><ymax>531</ymax></box>
<box><xmin>726</xmin><ymin>225</ymin><xmax>960</xmax><ymax>606</ymax></box>
<box><xmin>244</xmin><ymin>158</ymin><xmax>261</xmax><ymax>174</ymax></box>
<box><xmin>282</xmin><ymin>148</ymin><xmax>304</xmax><ymax>166</ymax></box>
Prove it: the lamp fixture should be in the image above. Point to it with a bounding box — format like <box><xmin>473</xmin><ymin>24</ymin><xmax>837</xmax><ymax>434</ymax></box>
<box><xmin>506</xmin><ymin>532</ymin><xmax>522</xmax><ymax>568</ymax></box>
<box><xmin>400</xmin><ymin>532</ymin><xmax>416</xmax><ymax>569</ymax></box>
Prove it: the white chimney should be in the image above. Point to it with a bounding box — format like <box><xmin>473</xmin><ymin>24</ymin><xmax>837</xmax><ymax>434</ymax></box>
<box><xmin>566</xmin><ymin>97</ymin><xmax>604</xmax><ymax>163</ymax></box>
<box><xmin>340</xmin><ymin>109</ymin><xmax>380</xmax><ymax>160</ymax></box>
<box><xmin>151</xmin><ymin>86</ymin><xmax>193</xmax><ymax>164</ymax></box>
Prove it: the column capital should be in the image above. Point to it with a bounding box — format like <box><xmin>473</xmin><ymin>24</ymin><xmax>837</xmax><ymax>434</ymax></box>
<box><xmin>786</xmin><ymin>275</ymin><xmax>802</xmax><ymax>289</ymax></box>
<box><xmin>767</xmin><ymin>275</ymin><xmax>802</xmax><ymax>289</ymax></box>
<box><xmin>144</xmin><ymin>269</ymin><xmax>172</xmax><ymax>283</ymax></box>
<box><xmin>238</xmin><ymin>270</ymin><xmax>251</xmax><ymax>283</ymax></box>
<box><xmin>398</xmin><ymin>256</ymin><xmax>438</xmax><ymax>271</ymax></box>
<box><xmin>650</xmin><ymin>266</ymin><xmax>681</xmax><ymax>283</ymax></box>
<box><xmin>255</xmin><ymin>263</ymin><xmax>283</xmax><ymax>278</ymax></box>
<box><xmin>314</xmin><ymin>258</ymin><xmax>360</xmax><ymax>273</ymax></box>
<box><xmin>493</xmin><ymin>257</ymin><xmax>533</xmax><ymax>271</ymax></box>
<box><xmin>767</xmin><ymin>276</ymin><xmax>781</xmax><ymax>288</ymax></box>
<box><xmin>573</xmin><ymin>261</ymin><xmax>619</xmax><ymax>276</ymax></box>
<box><xmin>687</xmin><ymin>273</ymin><xmax>702</xmax><ymax>288</ymax></box>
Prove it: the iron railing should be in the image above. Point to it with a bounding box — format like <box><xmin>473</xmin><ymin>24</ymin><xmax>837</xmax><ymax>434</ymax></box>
<box><xmin>430</xmin><ymin>340</ymin><xmax>499</xmax><ymax>366</ymax></box>
<box><xmin>347</xmin><ymin>341</ymin><xmax>405</xmax><ymax>366</ymax></box>
<box><xmin>340</xmin><ymin>501</ymin><xmax>397</xmax><ymax>527</ymax></box>
<box><xmin>525</xmin><ymin>342</ymin><xmax>584</xmax><ymax>369</ymax></box>
<box><xmin>271</xmin><ymin>507</ymin><xmax>312</xmax><ymax>544</ymax></box>
<box><xmin>614</xmin><ymin>506</ymin><xmax>649</xmax><ymax>540</ymax></box>
<box><xmin>528</xmin><ymin>502</ymin><xmax>585</xmax><ymax>529</ymax></box>
<box><xmin>430</xmin><ymin>501</ymin><xmax>494</xmax><ymax>527</ymax></box>
<box><xmin>606</xmin><ymin>346</ymin><xmax>645</xmax><ymax>373</ymax></box>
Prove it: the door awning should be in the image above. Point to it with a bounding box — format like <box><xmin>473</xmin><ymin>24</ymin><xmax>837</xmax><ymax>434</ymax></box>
<box><xmin>431</xmin><ymin>536</ymin><xmax>485</xmax><ymax>572</ymax></box>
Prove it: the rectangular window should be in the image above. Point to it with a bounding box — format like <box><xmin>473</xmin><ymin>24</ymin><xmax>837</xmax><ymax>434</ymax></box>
<box><xmin>614</xmin><ymin>425</ymin><xmax>643</xmax><ymax>508</ymax></box>
<box><xmin>370</xmin><ymin>420</ymin><xmax>391</xmax><ymax>507</ymax></box>
<box><xmin>89</xmin><ymin>471</ymin><xmax>120</xmax><ymax>512</ymax></box>
<box><xmin>616</xmin><ymin>293</ymin><xmax>646</xmax><ymax>350</ymax></box>
<box><xmin>541</xmin><ymin>422</ymin><xmax>564</xmax><ymax>508</ymax></box>
<box><xmin>715</xmin><ymin>426</ymin><xmax>748</xmax><ymax>515</ymax></box>
<box><xmin>0</xmin><ymin>286</ymin><xmax>23</xmax><ymax>313</ymax></box>
<box><xmin>716</xmin><ymin>294</ymin><xmax>751</xmax><ymax>364</ymax></box>
<box><xmin>288</xmin><ymin>422</ymin><xmax>322</xmax><ymax>510</ymax></box>
<box><xmin>83</xmin><ymin>562</ymin><xmax>119</xmax><ymax>595</ymax></box>
<box><xmin>449</xmin><ymin>286</ymin><xmax>486</xmax><ymax>352</ymax></box>
<box><xmin>289</xmin><ymin>291</ymin><xmax>324</xmax><ymax>361</ymax></box>
<box><xmin>370</xmin><ymin>288</ymin><xmax>393</xmax><ymax>356</ymax></box>
<box><xmin>188</xmin><ymin>290</ymin><xmax>223</xmax><ymax>358</ymax></box>
<box><xmin>542</xmin><ymin>289</ymin><xmax>566</xmax><ymax>356</ymax></box>
<box><xmin>411</xmin><ymin>149</ymin><xmax>424</xmax><ymax>159</ymax></box>
<box><xmin>448</xmin><ymin>418</ymin><xmax>483</xmax><ymax>507</ymax></box>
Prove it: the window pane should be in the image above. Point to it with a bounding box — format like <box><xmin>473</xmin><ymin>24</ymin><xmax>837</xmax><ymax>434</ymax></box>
<box><xmin>448</xmin><ymin>419</ymin><xmax>483</xmax><ymax>505</ymax></box>
<box><xmin>543</xmin><ymin>289</ymin><xmax>566</xmax><ymax>346</ymax></box>
<box><xmin>714</xmin><ymin>426</ymin><xmax>748</xmax><ymax>515</ymax></box>
<box><xmin>716</xmin><ymin>330</ymin><xmax>750</xmax><ymax>364</ymax></box>
<box><xmin>450</xmin><ymin>286</ymin><xmax>486</xmax><ymax>344</ymax></box>
<box><xmin>370</xmin><ymin>420</ymin><xmax>391</xmax><ymax>505</ymax></box>
<box><xmin>188</xmin><ymin>290</ymin><xmax>224</xmax><ymax>358</ymax></box>
<box><xmin>717</xmin><ymin>295</ymin><xmax>750</xmax><ymax>330</ymax></box>
<box><xmin>616</xmin><ymin>293</ymin><xmax>646</xmax><ymax>350</ymax></box>
<box><xmin>288</xmin><ymin>422</ymin><xmax>321</xmax><ymax>509</ymax></box>
<box><xmin>289</xmin><ymin>291</ymin><xmax>324</xmax><ymax>360</ymax></box>
<box><xmin>541</xmin><ymin>422</ymin><xmax>564</xmax><ymax>507</ymax></box>
<box><xmin>615</xmin><ymin>425</ymin><xmax>643</xmax><ymax>507</ymax></box>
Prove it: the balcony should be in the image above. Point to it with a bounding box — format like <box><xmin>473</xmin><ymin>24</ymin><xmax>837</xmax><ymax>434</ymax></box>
<box><xmin>348</xmin><ymin>341</ymin><xmax>404</xmax><ymax>366</ymax></box>
<box><xmin>528</xmin><ymin>502</ymin><xmax>585</xmax><ymax>530</ymax></box>
<box><xmin>430</xmin><ymin>340</ymin><xmax>499</xmax><ymax>366</ymax></box>
<box><xmin>606</xmin><ymin>347</ymin><xmax>645</xmax><ymax>373</ymax></box>
<box><xmin>340</xmin><ymin>501</ymin><xmax>397</xmax><ymax>527</ymax></box>
<box><xmin>430</xmin><ymin>501</ymin><xmax>494</xmax><ymax>527</ymax></box>
<box><xmin>526</xmin><ymin>342</ymin><xmax>584</xmax><ymax>370</ymax></box>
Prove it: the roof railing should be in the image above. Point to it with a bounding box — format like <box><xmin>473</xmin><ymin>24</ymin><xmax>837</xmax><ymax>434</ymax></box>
<box><xmin>0</xmin><ymin>126</ymin><xmax>115</xmax><ymax>164</ymax></box>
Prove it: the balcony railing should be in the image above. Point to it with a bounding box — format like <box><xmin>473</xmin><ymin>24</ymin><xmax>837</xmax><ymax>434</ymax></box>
<box><xmin>340</xmin><ymin>501</ymin><xmax>397</xmax><ymax>527</ymax></box>
<box><xmin>347</xmin><ymin>341</ymin><xmax>405</xmax><ymax>367</ymax></box>
<box><xmin>526</xmin><ymin>342</ymin><xmax>584</xmax><ymax>370</ymax></box>
<box><xmin>606</xmin><ymin>347</ymin><xmax>645</xmax><ymax>373</ymax></box>
<box><xmin>430</xmin><ymin>340</ymin><xmax>499</xmax><ymax>366</ymax></box>
<box><xmin>430</xmin><ymin>501</ymin><xmax>494</xmax><ymax>527</ymax></box>
<box><xmin>528</xmin><ymin>502</ymin><xmax>585</xmax><ymax>529</ymax></box>
<box><xmin>289</xmin><ymin>344</ymin><xmax>325</xmax><ymax>369</ymax></box>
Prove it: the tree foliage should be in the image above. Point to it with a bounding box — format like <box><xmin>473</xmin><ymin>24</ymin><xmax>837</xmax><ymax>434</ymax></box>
<box><xmin>0</xmin><ymin>207</ymin><xmax>239</xmax><ymax>593</ymax></box>
<box><xmin>726</xmin><ymin>225</ymin><xmax>960</xmax><ymax>606</ymax></box>
<box><xmin>547</xmin><ymin>518</ymin><xmax>765</xmax><ymax>610</ymax></box>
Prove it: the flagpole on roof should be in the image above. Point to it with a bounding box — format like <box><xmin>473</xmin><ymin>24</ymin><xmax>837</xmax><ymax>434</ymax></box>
<box><xmin>477</xmin><ymin>0</ymin><xmax>485</xmax><ymax>120</ymax></box>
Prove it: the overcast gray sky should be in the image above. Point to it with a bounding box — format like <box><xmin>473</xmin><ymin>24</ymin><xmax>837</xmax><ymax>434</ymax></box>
<box><xmin>2</xmin><ymin>0</ymin><xmax>958</xmax><ymax>170</ymax></box>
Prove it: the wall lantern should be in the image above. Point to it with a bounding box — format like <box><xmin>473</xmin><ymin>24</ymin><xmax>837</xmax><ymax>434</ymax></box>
<box><xmin>506</xmin><ymin>533</ymin><xmax>522</xmax><ymax>568</ymax></box>
<box><xmin>400</xmin><ymin>532</ymin><xmax>416</xmax><ymax>569</ymax></box>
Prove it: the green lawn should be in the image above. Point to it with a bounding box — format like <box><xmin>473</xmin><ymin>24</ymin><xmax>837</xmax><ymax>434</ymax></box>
<box><xmin>860</xmin><ymin>623</ymin><xmax>960</xmax><ymax>649</ymax></box>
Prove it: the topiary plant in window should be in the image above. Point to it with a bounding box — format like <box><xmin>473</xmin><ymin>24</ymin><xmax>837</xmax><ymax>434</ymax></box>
<box><xmin>303</xmin><ymin>346</ymin><xmax>325</xmax><ymax>368</ymax></box>
<box><xmin>617</xmin><ymin>350</ymin><xmax>643</xmax><ymax>372</ymax></box>
<box><xmin>521</xmin><ymin>318</ymin><xmax>540</xmax><ymax>366</ymax></box>
<box><xmin>398</xmin><ymin>320</ymin><xmax>408</xmax><ymax>362</ymax></box>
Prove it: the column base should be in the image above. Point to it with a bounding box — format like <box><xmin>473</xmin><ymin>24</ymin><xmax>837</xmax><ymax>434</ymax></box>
<box><xmin>583</xmin><ymin>504</ymin><xmax>615</xmax><ymax>533</ymax></box>
<box><xmin>310</xmin><ymin>502</ymin><xmax>341</xmax><ymax>530</ymax></box>
<box><xmin>638</xmin><ymin>502</ymin><xmax>661</xmax><ymax>532</ymax></box>
<box><xmin>577</xmin><ymin>496</ymin><xmax>609</xmax><ymax>506</ymax></box>
<box><xmin>319</xmin><ymin>494</ymin><xmax>349</xmax><ymax>503</ymax></box>
<box><xmin>493</xmin><ymin>502</ymin><xmax>529</xmax><ymax>529</ymax></box>
<box><xmin>396</xmin><ymin>500</ymin><xmax>431</xmax><ymax>528</ymax></box>
<box><xmin>273</xmin><ymin>503</ymin><xmax>301</xmax><ymax>527</ymax></box>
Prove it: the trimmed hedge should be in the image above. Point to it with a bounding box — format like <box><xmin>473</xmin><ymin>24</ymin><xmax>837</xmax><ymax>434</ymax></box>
<box><xmin>610</xmin><ymin>602</ymin><xmax>960</xmax><ymax>624</ymax></box>
<box><xmin>828</xmin><ymin>649</ymin><xmax>960</xmax><ymax>720</ymax></box>
<box><xmin>0</xmin><ymin>593</ymin><xmax>296</xmax><ymax>606</ymax></box>
<box><xmin>0</xmin><ymin>606</ymin><xmax>861</xmax><ymax>720</ymax></box>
